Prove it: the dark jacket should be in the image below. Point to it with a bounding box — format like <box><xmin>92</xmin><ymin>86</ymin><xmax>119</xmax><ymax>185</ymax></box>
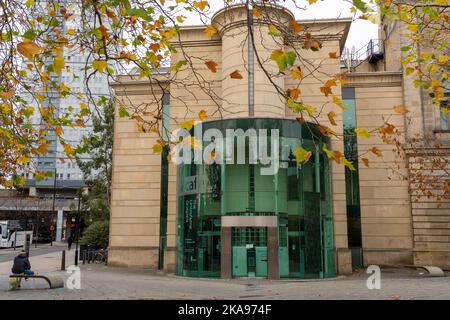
<box><xmin>11</xmin><ymin>253</ymin><xmax>31</xmax><ymax>274</ymax></box>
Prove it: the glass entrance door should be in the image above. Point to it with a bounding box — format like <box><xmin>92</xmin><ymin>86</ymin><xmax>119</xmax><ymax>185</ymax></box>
<box><xmin>198</xmin><ymin>231</ymin><xmax>221</xmax><ymax>277</ymax></box>
<box><xmin>197</xmin><ymin>217</ymin><xmax>221</xmax><ymax>277</ymax></box>
<box><xmin>232</xmin><ymin>227</ymin><xmax>267</xmax><ymax>278</ymax></box>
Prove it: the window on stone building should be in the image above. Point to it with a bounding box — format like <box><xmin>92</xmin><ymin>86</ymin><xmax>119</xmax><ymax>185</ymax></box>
<box><xmin>439</xmin><ymin>99</ymin><xmax>450</xmax><ymax>131</ymax></box>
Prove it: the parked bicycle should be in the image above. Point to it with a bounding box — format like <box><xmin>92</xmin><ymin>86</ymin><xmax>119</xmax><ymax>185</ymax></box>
<box><xmin>92</xmin><ymin>248</ymin><xmax>108</xmax><ymax>264</ymax></box>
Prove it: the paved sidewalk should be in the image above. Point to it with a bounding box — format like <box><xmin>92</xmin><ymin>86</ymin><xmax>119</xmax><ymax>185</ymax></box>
<box><xmin>0</xmin><ymin>252</ymin><xmax>449</xmax><ymax>300</ymax></box>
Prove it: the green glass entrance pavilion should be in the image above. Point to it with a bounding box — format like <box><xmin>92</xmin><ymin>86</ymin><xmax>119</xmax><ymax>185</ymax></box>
<box><xmin>176</xmin><ymin>118</ymin><xmax>335</xmax><ymax>279</ymax></box>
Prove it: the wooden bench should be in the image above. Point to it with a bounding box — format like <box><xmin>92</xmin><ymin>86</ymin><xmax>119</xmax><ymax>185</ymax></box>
<box><xmin>9</xmin><ymin>274</ymin><xmax>64</xmax><ymax>289</ymax></box>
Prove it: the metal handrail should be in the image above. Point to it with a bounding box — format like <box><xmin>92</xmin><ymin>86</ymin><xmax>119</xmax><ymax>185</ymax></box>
<box><xmin>341</xmin><ymin>39</ymin><xmax>383</xmax><ymax>70</ymax></box>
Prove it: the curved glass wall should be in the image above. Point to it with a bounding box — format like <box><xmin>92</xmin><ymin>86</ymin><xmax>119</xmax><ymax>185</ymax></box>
<box><xmin>176</xmin><ymin>118</ymin><xmax>335</xmax><ymax>279</ymax></box>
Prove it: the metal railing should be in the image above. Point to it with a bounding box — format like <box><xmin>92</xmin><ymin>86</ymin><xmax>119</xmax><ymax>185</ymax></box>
<box><xmin>341</xmin><ymin>39</ymin><xmax>384</xmax><ymax>70</ymax></box>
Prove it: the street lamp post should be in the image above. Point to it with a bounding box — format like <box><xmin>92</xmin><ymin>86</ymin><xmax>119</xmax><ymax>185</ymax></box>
<box><xmin>35</xmin><ymin>211</ymin><xmax>39</xmax><ymax>248</ymax></box>
<box><xmin>51</xmin><ymin>167</ymin><xmax>57</xmax><ymax>246</ymax></box>
<box><xmin>74</xmin><ymin>193</ymin><xmax>81</xmax><ymax>266</ymax></box>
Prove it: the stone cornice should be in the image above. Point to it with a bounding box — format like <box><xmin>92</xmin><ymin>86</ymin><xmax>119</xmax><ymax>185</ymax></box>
<box><xmin>344</xmin><ymin>71</ymin><xmax>403</xmax><ymax>88</ymax></box>
<box><xmin>172</xmin><ymin>39</ymin><xmax>222</xmax><ymax>48</ymax></box>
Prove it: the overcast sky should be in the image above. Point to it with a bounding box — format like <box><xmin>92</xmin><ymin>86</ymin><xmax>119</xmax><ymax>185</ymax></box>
<box><xmin>182</xmin><ymin>0</ymin><xmax>379</xmax><ymax>52</ymax></box>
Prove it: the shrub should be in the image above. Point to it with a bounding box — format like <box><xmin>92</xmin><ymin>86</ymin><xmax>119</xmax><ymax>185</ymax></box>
<box><xmin>80</xmin><ymin>220</ymin><xmax>109</xmax><ymax>248</ymax></box>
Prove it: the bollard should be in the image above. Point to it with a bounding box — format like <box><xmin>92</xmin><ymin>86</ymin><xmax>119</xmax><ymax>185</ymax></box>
<box><xmin>24</xmin><ymin>234</ymin><xmax>31</xmax><ymax>258</ymax></box>
<box><xmin>82</xmin><ymin>251</ymin><xmax>86</xmax><ymax>264</ymax></box>
<box><xmin>61</xmin><ymin>250</ymin><xmax>66</xmax><ymax>271</ymax></box>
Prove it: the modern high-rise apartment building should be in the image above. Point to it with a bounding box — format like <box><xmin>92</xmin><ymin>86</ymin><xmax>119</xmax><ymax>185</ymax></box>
<box><xmin>21</xmin><ymin>0</ymin><xmax>111</xmax><ymax>198</ymax></box>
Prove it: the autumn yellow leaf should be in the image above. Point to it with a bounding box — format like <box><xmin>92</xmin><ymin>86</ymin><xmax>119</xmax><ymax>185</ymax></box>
<box><xmin>320</xmin><ymin>86</ymin><xmax>332</xmax><ymax>97</ymax></box>
<box><xmin>362</xmin><ymin>158</ymin><xmax>370</xmax><ymax>168</ymax></box>
<box><xmin>393</xmin><ymin>105</ymin><xmax>409</xmax><ymax>114</ymax></box>
<box><xmin>329</xmin><ymin>52</ymin><xmax>339</xmax><ymax>59</ymax></box>
<box><xmin>332</xmin><ymin>95</ymin><xmax>348</xmax><ymax>110</ymax></box>
<box><xmin>325</xmin><ymin>79</ymin><xmax>337</xmax><ymax>87</ymax></box>
<box><xmin>370</xmin><ymin>147</ymin><xmax>383</xmax><ymax>157</ymax></box>
<box><xmin>379</xmin><ymin>123</ymin><xmax>396</xmax><ymax>135</ymax></box>
<box><xmin>55</xmin><ymin>126</ymin><xmax>63</xmax><ymax>137</ymax></box>
<box><xmin>199</xmin><ymin>110</ymin><xmax>208</xmax><ymax>121</ymax></box>
<box><xmin>328</xmin><ymin>111</ymin><xmax>337</xmax><ymax>126</ymax></box>
<box><xmin>405</xmin><ymin>67</ymin><xmax>415</xmax><ymax>76</ymax></box>
<box><xmin>80</xmin><ymin>102</ymin><xmax>89</xmax><ymax>115</ymax></box>
<box><xmin>150</xmin><ymin>43</ymin><xmax>160</xmax><ymax>53</ymax></box>
<box><xmin>0</xmin><ymin>91</ymin><xmax>15</xmax><ymax>100</ymax></box>
<box><xmin>287</xmin><ymin>88</ymin><xmax>301</xmax><ymax>100</ymax></box>
<box><xmin>355</xmin><ymin>128</ymin><xmax>372</xmax><ymax>138</ymax></box>
<box><xmin>137</xmin><ymin>123</ymin><xmax>146</xmax><ymax>133</ymax></box>
<box><xmin>319</xmin><ymin>125</ymin><xmax>336</xmax><ymax>137</ymax></box>
<box><xmin>152</xmin><ymin>143</ymin><xmax>163</xmax><ymax>154</ymax></box>
<box><xmin>438</xmin><ymin>55</ymin><xmax>449</xmax><ymax>64</ymax></box>
<box><xmin>131</xmin><ymin>114</ymin><xmax>144</xmax><ymax>122</ymax></box>
<box><xmin>252</xmin><ymin>7</ymin><xmax>261</xmax><ymax>17</ymax></box>
<box><xmin>75</xmin><ymin>119</ymin><xmax>85</xmax><ymax>127</ymax></box>
<box><xmin>193</xmin><ymin>1</ymin><xmax>209</xmax><ymax>11</ymax></box>
<box><xmin>98</xmin><ymin>24</ymin><xmax>108</xmax><ymax>37</ymax></box>
<box><xmin>60</xmin><ymin>82</ymin><xmax>70</xmax><ymax>94</ymax></box>
<box><xmin>17</xmin><ymin>40</ymin><xmax>43</xmax><ymax>60</ymax></box>
<box><xmin>18</xmin><ymin>155</ymin><xmax>31</xmax><ymax>165</ymax></box>
<box><xmin>4</xmin><ymin>180</ymin><xmax>14</xmax><ymax>188</ymax></box>
<box><xmin>64</xmin><ymin>143</ymin><xmax>74</xmax><ymax>158</ymax></box>
<box><xmin>230</xmin><ymin>70</ymin><xmax>243</xmax><ymax>79</ymax></box>
<box><xmin>93</xmin><ymin>60</ymin><xmax>107</xmax><ymax>72</ymax></box>
<box><xmin>37</xmin><ymin>143</ymin><xmax>49</xmax><ymax>154</ymax></box>
<box><xmin>293</xmin><ymin>147</ymin><xmax>312</xmax><ymax>164</ymax></box>
<box><xmin>291</xmin><ymin>20</ymin><xmax>301</xmax><ymax>33</ymax></box>
<box><xmin>335</xmin><ymin>72</ymin><xmax>348</xmax><ymax>85</ymax></box>
<box><xmin>204</xmin><ymin>25</ymin><xmax>217</xmax><ymax>38</ymax></box>
<box><xmin>205</xmin><ymin>60</ymin><xmax>218</xmax><ymax>73</ymax></box>
<box><xmin>52</xmin><ymin>55</ymin><xmax>65</xmax><ymax>75</ymax></box>
<box><xmin>292</xmin><ymin>66</ymin><xmax>303</xmax><ymax>80</ymax></box>
<box><xmin>180</xmin><ymin>120</ymin><xmax>195</xmax><ymax>131</ymax></box>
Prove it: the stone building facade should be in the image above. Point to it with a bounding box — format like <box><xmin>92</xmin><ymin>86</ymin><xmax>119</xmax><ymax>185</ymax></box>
<box><xmin>108</xmin><ymin>4</ymin><xmax>450</xmax><ymax>278</ymax></box>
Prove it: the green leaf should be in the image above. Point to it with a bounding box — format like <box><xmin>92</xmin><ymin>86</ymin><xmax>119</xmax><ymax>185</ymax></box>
<box><xmin>125</xmin><ymin>8</ymin><xmax>154</xmax><ymax>21</ymax></box>
<box><xmin>353</xmin><ymin>0</ymin><xmax>369</xmax><ymax>13</ymax></box>
<box><xmin>23</xmin><ymin>29</ymin><xmax>36</xmax><ymax>40</ymax></box>
<box><xmin>25</xmin><ymin>0</ymin><xmax>35</xmax><ymax>7</ymax></box>
<box><xmin>270</xmin><ymin>49</ymin><xmax>297</xmax><ymax>71</ymax></box>
<box><xmin>118</xmin><ymin>106</ymin><xmax>129</xmax><ymax>118</ymax></box>
<box><xmin>171</xmin><ymin>60</ymin><xmax>188</xmax><ymax>72</ymax></box>
<box><xmin>343</xmin><ymin>157</ymin><xmax>356</xmax><ymax>171</ymax></box>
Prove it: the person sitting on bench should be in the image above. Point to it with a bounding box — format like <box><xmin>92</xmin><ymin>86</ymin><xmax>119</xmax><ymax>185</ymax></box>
<box><xmin>11</xmin><ymin>251</ymin><xmax>34</xmax><ymax>276</ymax></box>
